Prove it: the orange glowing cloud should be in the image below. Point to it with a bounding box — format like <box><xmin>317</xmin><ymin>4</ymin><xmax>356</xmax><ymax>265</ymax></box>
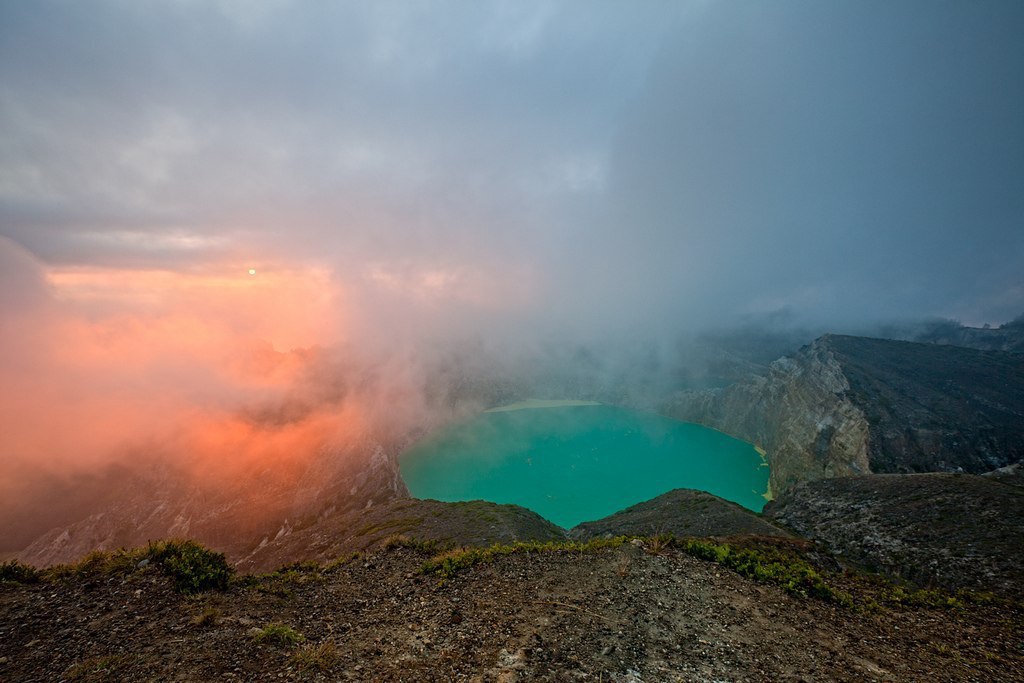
<box><xmin>0</xmin><ymin>246</ymin><xmax>360</xmax><ymax>482</ymax></box>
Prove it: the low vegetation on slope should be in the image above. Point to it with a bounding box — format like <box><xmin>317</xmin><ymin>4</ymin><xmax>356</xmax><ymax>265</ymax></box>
<box><xmin>1</xmin><ymin>539</ymin><xmax>232</xmax><ymax>594</ymax></box>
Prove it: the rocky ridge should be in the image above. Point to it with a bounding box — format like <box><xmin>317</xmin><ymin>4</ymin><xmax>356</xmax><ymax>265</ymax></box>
<box><xmin>569</xmin><ymin>489</ymin><xmax>791</xmax><ymax>541</ymax></box>
<box><xmin>667</xmin><ymin>334</ymin><xmax>1024</xmax><ymax>494</ymax></box>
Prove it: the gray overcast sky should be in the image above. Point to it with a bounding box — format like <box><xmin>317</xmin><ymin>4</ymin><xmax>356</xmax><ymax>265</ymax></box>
<box><xmin>2</xmin><ymin>0</ymin><xmax>1022</xmax><ymax>335</ymax></box>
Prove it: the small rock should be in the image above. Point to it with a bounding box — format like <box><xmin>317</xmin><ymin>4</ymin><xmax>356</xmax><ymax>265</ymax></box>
<box><xmin>0</xmin><ymin>656</ymin><xmax>9</xmax><ymax>664</ymax></box>
<box><xmin>136</xmin><ymin>558</ymin><xmax>150</xmax><ymax>569</ymax></box>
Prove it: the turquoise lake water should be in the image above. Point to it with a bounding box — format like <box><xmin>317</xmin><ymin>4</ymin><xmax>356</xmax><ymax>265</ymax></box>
<box><xmin>400</xmin><ymin>404</ymin><xmax>769</xmax><ymax>529</ymax></box>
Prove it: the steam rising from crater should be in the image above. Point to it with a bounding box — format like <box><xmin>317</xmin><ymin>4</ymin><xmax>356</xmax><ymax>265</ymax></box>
<box><xmin>1</xmin><ymin>1</ymin><xmax>1022</xmax><ymax>552</ymax></box>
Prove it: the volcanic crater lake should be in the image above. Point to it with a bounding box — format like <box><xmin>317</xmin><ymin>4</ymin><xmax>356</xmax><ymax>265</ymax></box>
<box><xmin>400</xmin><ymin>403</ymin><xmax>769</xmax><ymax>529</ymax></box>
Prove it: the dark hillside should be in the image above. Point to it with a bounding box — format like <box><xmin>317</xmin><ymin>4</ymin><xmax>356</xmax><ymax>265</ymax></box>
<box><xmin>569</xmin><ymin>489</ymin><xmax>790</xmax><ymax>540</ymax></box>
<box><xmin>765</xmin><ymin>473</ymin><xmax>1024</xmax><ymax>595</ymax></box>
<box><xmin>825</xmin><ymin>335</ymin><xmax>1024</xmax><ymax>473</ymax></box>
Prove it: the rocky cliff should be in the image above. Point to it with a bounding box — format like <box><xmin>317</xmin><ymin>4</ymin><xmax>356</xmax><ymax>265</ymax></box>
<box><xmin>665</xmin><ymin>337</ymin><xmax>872</xmax><ymax>494</ymax></box>
<box><xmin>666</xmin><ymin>334</ymin><xmax>1024</xmax><ymax>494</ymax></box>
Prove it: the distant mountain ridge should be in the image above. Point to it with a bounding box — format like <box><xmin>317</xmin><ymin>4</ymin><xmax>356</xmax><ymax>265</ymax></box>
<box><xmin>909</xmin><ymin>316</ymin><xmax>1024</xmax><ymax>353</ymax></box>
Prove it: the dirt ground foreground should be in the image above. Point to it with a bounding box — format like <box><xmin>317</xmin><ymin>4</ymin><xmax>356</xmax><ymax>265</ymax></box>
<box><xmin>2</xmin><ymin>542</ymin><xmax>1021</xmax><ymax>682</ymax></box>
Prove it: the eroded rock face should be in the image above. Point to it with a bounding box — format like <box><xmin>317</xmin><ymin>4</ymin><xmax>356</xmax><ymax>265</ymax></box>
<box><xmin>825</xmin><ymin>335</ymin><xmax>1024</xmax><ymax>475</ymax></box>
<box><xmin>17</xmin><ymin>439</ymin><xmax>409</xmax><ymax>568</ymax></box>
<box><xmin>666</xmin><ymin>338</ymin><xmax>872</xmax><ymax>494</ymax></box>
<box><xmin>667</xmin><ymin>334</ymin><xmax>1024</xmax><ymax>495</ymax></box>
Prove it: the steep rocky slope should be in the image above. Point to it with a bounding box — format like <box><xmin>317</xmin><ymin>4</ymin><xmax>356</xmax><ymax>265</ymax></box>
<box><xmin>827</xmin><ymin>335</ymin><xmax>1024</xmax><ymax>473</ymax></box>
<box><xmin>17</xmin><ymin>439</ymin><xmax>408</xmax><ymax>569</ymax></box>
<box><xmin>765</xmin><ymin>473</ymin><xmax>1024</xmax><ymax>595</ymax></box>
<box><xmin>666</xmin><ymin>337</ymin><xmax>872</xmax><ymax>493</ymax></box>
<box><xmin>667</xmin><ymin>335</ymin><xmax>1024</xmax><ymax>493</ymax></box>
<box><xmin>236</xmin><ymin>498</ymin><xmax>566</xmax><ymax>573</ymax></box>
<box><xmin>569</xmin><ymin>489</ymin><xmax>791</xmax><ymax>540</ymax></box>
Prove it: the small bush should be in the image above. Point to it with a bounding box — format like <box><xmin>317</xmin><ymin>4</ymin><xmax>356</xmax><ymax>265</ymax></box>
<box><xmin>64</xmin><ymin>654</ymin><xmax>135</xmax><ymax>681</ymax></box>
<box><xmin>646</xmin><ymin>534</ymin><xmax>671</xmax><ymax>556</ymax></box>
<box><xmin>0</xmin><ymin>559</ymin><xmax>41</xmax><ymax>584</ymax></box>
<box><xmin>262</xmin><ymin>560</ymin><xmax>325</xmax><ymax>586</ymax></box>
<box><xmin>43</xmin><ymin>540</ymin><xmax>231</xmax><ymax>594</ymax></box>
<box><xmin>290</xmin><ymin>640</ymin><xmax>338</xmax><ymax>670</ymax></box>
<box><xmin>324</xmin><ymin>553</ymin><xmax>361</xmax><ymax>572</ymax></box>
<box><xmin>253</xmin><ymin>622</ymin><xmax>304</xmax><ymax>647</ymax></box>
<box><xmin>882</xmin><ymin>585</ymin><xmax>963</xmax><ymax>609</ymax></box>
<box><xmin>191</xmin><ymin>606</ymin><xmax>221</xmax><ymax>627</ymax></box>
<box><xmin>382</xmin><ymin>535</ymin><xmax>443</xmax><ymax>552</ymax></box>
<box><xmin>147</xmin><ymin>540</ymin><xmax>232</xmax><ymax>594</ymax></box>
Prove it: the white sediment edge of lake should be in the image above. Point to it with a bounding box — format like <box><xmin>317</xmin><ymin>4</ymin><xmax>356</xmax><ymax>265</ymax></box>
<box><xmin>485</xmin><ymin>399</ymin><xmax>603</xmax><ymax>413</ymax></box>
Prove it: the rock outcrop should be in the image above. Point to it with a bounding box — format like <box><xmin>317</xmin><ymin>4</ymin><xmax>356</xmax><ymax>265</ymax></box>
<box><xmin>666</xmin><ymin>337</ymin><xmax>872</xmax><ymax>494</ymax></box>
<box><xmin>667</xmin><ymin>334</ymin><xmax>1024</xmax><ymax>494</ymax></box>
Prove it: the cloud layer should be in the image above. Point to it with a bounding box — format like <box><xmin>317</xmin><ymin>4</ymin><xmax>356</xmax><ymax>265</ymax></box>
<box><xmin>3</xmin><ymin>1</ymin><xmax>1020</xmax><ymax>331</ymax></box>
<box><xmin>1</xmin><ymin>1</ymin><xmax>1023</xmax><ymax>549</ymax></box>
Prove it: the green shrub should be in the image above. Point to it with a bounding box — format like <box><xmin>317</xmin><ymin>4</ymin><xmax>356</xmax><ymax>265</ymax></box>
<box><xmin>0</xmin><ymin>559</ymin><xmax>41</xmax><ymax>584</ymax></box>
<box><xmin>674</xmin><ymin>538</ymin><xmax>854</xmax><ymax>607</ymax></box>
<box><xmin>146</xmin><ymin>540</ymin><xmax>232</xmax><ymax>593</ymax></box>
<box><xmin>253</xmin><ymin>622</ymin><xmax>304</xmax><ymax>646</ymax></box>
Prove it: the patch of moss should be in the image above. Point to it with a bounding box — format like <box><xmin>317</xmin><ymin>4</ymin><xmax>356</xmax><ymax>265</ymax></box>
<box><xmin>64</xmin><ymin>654</ymin><xmax>136</xmax><ymax>681</ymax></box>
<box><xmin>290</xmin><ymin>640</ymin><xmax>338</xmax><ymax>671</ymax></box>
